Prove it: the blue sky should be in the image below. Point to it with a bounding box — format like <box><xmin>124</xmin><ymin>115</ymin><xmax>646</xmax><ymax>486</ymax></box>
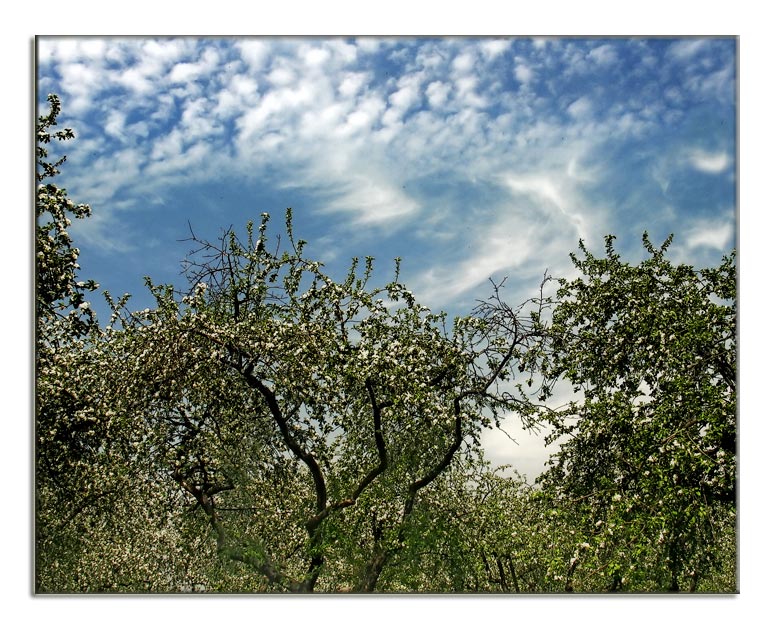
<box><xmin>36</xmin><ymin>36</ymin><xmax>737</xmax><ymax>481</ymax></box>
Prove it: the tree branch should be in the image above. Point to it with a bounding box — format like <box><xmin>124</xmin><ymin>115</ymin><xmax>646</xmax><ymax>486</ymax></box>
<box><xmin>305</xmin><ymin>377</ymin><xmax>390</xmax><ymax>528</ymax></box>
<box><xmin>172</xmin><ymin>470</ymin><xmax>293</xmax><ymax>590</ymax></box>
<box><xmin>241</xmin><ymin>368</ymin><xmax>328</xmax><ymax>517</ymax></box>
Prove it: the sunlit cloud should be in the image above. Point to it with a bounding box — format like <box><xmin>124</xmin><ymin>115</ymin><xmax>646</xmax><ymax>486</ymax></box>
<box><xmin>667</xmin><ymin>38</ymin><xmax>710</xmax><ymax>61</ymax></box>
<box><xmin>687</xmin><ymin>149</ymin><xmax>732</xmax><ymax>174</ymax></box>
<box><xmin>567</xmin><ymin>96</ymin><xmax>594</xmax><ymax>120</ymax></box>
<box><xmin>587</xmin><ymin>43</ymin><xmax>618</xmax><ymax>66</ymax></box>
<box><xmin>513</xmin><ymin>61</ymin><xmax>533</xmax><ymax>85</ymax></box>
<box><xmin>686</xmin><ymin>219</ymin><xmax>735</xmax><ymax>251</ymax></box>
<box><xmin>332</xmin><ymin>178</ymin><xmax>419</xmax><ymax>226</ymax></box>
<box><xmin>411</xmin><ymin>170</ymin><xmax>596</xmax><ymax>309</ymax></box>
<box><xmin>169</xmin><ymin>47</ymin><xmax>221</xmax><ymax>83</ymax></box>
<box><xmin>480</xmin><ymin>39</ymin><xmax>511</xmax><ymax>60</ymax></box>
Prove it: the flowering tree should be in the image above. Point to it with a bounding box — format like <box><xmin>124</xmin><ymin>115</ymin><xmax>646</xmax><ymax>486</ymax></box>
<box><xmin>533</xmin><ymin>234</ymin><xmax>736</xmax><ymax>591</ymax></box>
<box><xmin>36</xmin><ymin>95</ymin><xmax>109</xmax><ymax>589</ymax></box>
<box><xmin>36</xmin><ymin>94</ymin><xmax>98</xmax><ymax>337</ymax></box>
<box><xmin>77</xmin><ymin>210</ymin><xmax>550</xmax><ymax>592</ymax></box>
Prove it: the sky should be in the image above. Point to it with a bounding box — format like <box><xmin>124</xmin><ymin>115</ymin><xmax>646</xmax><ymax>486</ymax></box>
<box><xmin>36</xmin><ymin>35</ymin><xmax>737</xmax><ymax>483</ymax></box>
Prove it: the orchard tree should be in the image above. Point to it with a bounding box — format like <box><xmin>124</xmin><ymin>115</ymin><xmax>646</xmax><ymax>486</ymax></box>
<box><xmin>35</xmin><ymin>94</ymin><xmax>113</xmax><ymax>590</ymax></box>
<box><xmin>36</xmin><ymin>92</ymin><xmax>100</xmax><ymax>474</ymax></box>
<box><xmin>36</xmin><ymin>93</ymin><xmax>98</xmax><ymax>337</ymax></box>
<box><xmin>534</xmin><ymin>234</ymin><xmax>736</xmax><ymax>592</ymax></box>
<box><xmin>87</xmin><ymin>211</ymin><xmax>551</xmax><ymax>592</ymax></box>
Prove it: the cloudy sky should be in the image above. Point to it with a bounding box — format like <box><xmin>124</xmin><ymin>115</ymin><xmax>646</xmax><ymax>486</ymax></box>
<box><xmin>36</xmin><ymin>36</ymin><xmax>737</xmax><ymax>481</ymax></box>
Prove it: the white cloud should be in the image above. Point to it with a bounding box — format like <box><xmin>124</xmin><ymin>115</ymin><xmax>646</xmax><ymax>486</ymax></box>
<box><xmin>233</xmin><ymin>74</ymin><xmax>259</xmax><ymax>96</ymax></box>
<box><xmin>169</xmin><ymin>47</ymin><xmax>221</xmax><ymax>83</ymax></box>
<box><xmin>213</xmin><ymin>74</ymin><xmax>261</xmax><ymax>118</ymax></box>
<box><xmin>415</xmin><ymin>237</ymin><xmax>529</xmax><ymax>307</ymax></box>
<box><xmin>480</xmin><ymin>39</ymin><xmax>511</xmax><ymax>60</ymax></box>
<box><xmin>650</xmin><ymin>160</ymin><xmax>672</xmax><ymax>194</ymax></box>
<box><xmin>144</xmin><ymin>138</ymin><xmax>215</xmax><ymax>180</ymax></box>
<box><xmin>104</xmin><ymin>110</ymin><xmax>126</xmax><ymax>139</ymax></box>
<box><xmin>236</xmin><ymin>40</ymin><xmax>270</xmax><ymax>71</ymax></box>
<box><xmin>150</xmin><ymin>128</ymin><xmax>184</xmax><ymax>162</ymax></box>
<box><xmin>567</xmin><ymin>96</ymin><xmax>593</xmax><ymax>120</ymax></box>
<box><xmin>452</xmin><ymin>52</ymin><xmax>476</xmax><ymax>74</ymax></box>
<box><xmin>389</xmin><ymin>83</ymin><xmax>418</xmax><ymax>111</ymax></box>
<box><xmin>326</xmin><ymin>176</ymin><xmax>419</xmax><ymax>226</ymax></box>
<box><xmin>326</xmin><ymin>40</ymin><xmax>358</xmax><ymax>66</ymax></box>
<box><xmin>687</xmin><ymin>149</ymin><xmax>731</xmax><ymax>174</ymax></box>
<box><xmin>587</xmin><ymin>43</ymin><xmax>618</xmax><ymax>66</ymax></box>
<box><xmin>685</xmin><ymin>220</ymin><xmax>734</xmax><ymax>251</ymax></box>
<box><xmin>303</xmin><ymin>46</ymin><xmax>331</xmax><ymax>68</ymax></box>
<box><xmin>514</xmin><ymin>61</ymin><xmax>533</xmax><ymax>84</ymax></box>
<box><xmin>613</xmin><ymin>111</ymin><xmax>650</xmax><ymax>136</ymax></box>
<box><xmin>237</xmin><ymin>83</ymin><xmax>318</xmax><ymax>139</ymax></box>
<box><xmin>109</xmin><ymin>40</ymin><xmax>193</xmax><ymax>97</ymax></box>
<box><xmin>338</xmin><ymin>72</ymin><xmax>368</xmax><ymax>98</ymax></box>
<box><xmin>502</xmin><ymin>174</ymin><xmax>590</xmax><ymax>240</ymax></box>
<box><xmin>58</xmin><ymin>62</ymin><xmax>102</xmax><ymax>109</ymax></box>
<box><xmin>267</xmin><ymin>66</ymin><xmax>296</xmax><ymax>86</ymax></box>
<box><xmin>128</xmin><ymin>120</ymin><xmax>150</xmax><ymax>139</ymax></box>
<box><xmin>411</xmin><ymin>169</ymin><xmax>597</xmax><ymax>308</ymax></box>
<box><xmin>142</xmin><ymin>39</ymin><xmax>189</xmax><ymax>62</ymax></box>
<box><xmin>38</xmin><ymin>37</ymin><xmax>734</xmax><ymax>315</ymax></box>
<box><xmin>300</xmin><ymin>102</ymin><xmax>347</xmax><ymax>139</ymax></box>
<box><xmin>38</xmin><ymin>39</ymin><xmax>83</xmax><ymax>64</ymax></box>
<box><xmin>382</xmin><ymin>74</ymin><xmax>424</xmax><ymax>125</ymax></box>
<box><xmin>170</xmin><ymin>62</ymin><xmax>203</xmax><ymax>83</ymax></box>
<box><xmin>415</xmin><ymin>45</ymin><xmax>447</xmax><ymax>71</ymax></box>
<box><xmin>355</xmin><ymin>38</ymin><xmax>381</xmax><ymax>54</ymax></box>
<box><xmin>667</xmin><ymin>39</ymin><xmax>709</xmax><ymax>61</ymax></box>
<box><xmin>565</xmin><ymin>155</ymin><xmax>599</xmax><ymax>184</ymax></box>
<box><xmin>425</xmin><ymin>80</ymin><xmax>450</xmax><ymax>109</ymax></box>
<box><xmin>78</xmin><ymin>39</ymin><xmax>108</xmax><ymax>61</ymax></box>
<box><xmin>480</xmin><ymin>417</ymin><xmax>551</xmax><ymax>483</ymax></box>
<box><xmin>455</xmin><ymin>75</ymin><xmax>488</xmax><ymax>109</ymax></box>
<box><xmin>335</xmin><ymin>96</ymin><xmax>385</xmax><ymax>137</ymax></box>
<box><xmin>698</xmin><ymin>63</ymin><xmax>736</xmax><ymax>101</ymax></box>
<box><xmin>69</xmin><ymin>146</ymin><xmax>145</xmax><ymax>207</ymax></box>
<box><xmin>180</xmin><ymin>97</ymin><xmax>222</xmax><ymax>139</ymax></box>
<box><xmin>67</xmin><ymin>205</ymin><xmax>136</xmax><ymax>254</ymax></box>
<box><xmin>116</xmin><ymin>66</ymin><xmax>156</xmax><ymax>95</ymax></box>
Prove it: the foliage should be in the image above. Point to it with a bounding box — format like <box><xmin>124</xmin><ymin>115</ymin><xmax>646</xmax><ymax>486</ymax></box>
<box><xmin>533</xmin><ymin>234</ymin><xmax>737</xmax><ymax>592</ymax></box>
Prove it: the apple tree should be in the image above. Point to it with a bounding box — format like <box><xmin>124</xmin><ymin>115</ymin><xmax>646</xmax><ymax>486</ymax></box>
<box><xmin>82</xmin><ymin>211</ymin><xmax>551</xmax><ymax>592</ymax></box>
<box><xmin>534</xmin><ymin>234</ymin><xmax>736</xmax><ymax>591</ymax></box>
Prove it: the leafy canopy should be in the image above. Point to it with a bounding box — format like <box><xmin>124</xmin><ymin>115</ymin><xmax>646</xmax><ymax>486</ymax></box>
<box><xmin>534</xmin><ymin>234</ymin><xmax>736</xmax><ymax>591</ymax></box>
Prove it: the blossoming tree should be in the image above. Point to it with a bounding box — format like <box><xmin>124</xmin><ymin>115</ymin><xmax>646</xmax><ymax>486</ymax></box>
<box><xmin>533</xmin><ymin>234</ymin><xmax>736</xmax><ymax>591</ymax></box>
<box><xmin>80</xmin><ymin>209</ymin><xmax>550</xmax><ymax>592</ymax></box>
<box><xmin>36</xmin><ymin>94</ymin><xmax>110</xmax><ymax>589</ymax></box>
